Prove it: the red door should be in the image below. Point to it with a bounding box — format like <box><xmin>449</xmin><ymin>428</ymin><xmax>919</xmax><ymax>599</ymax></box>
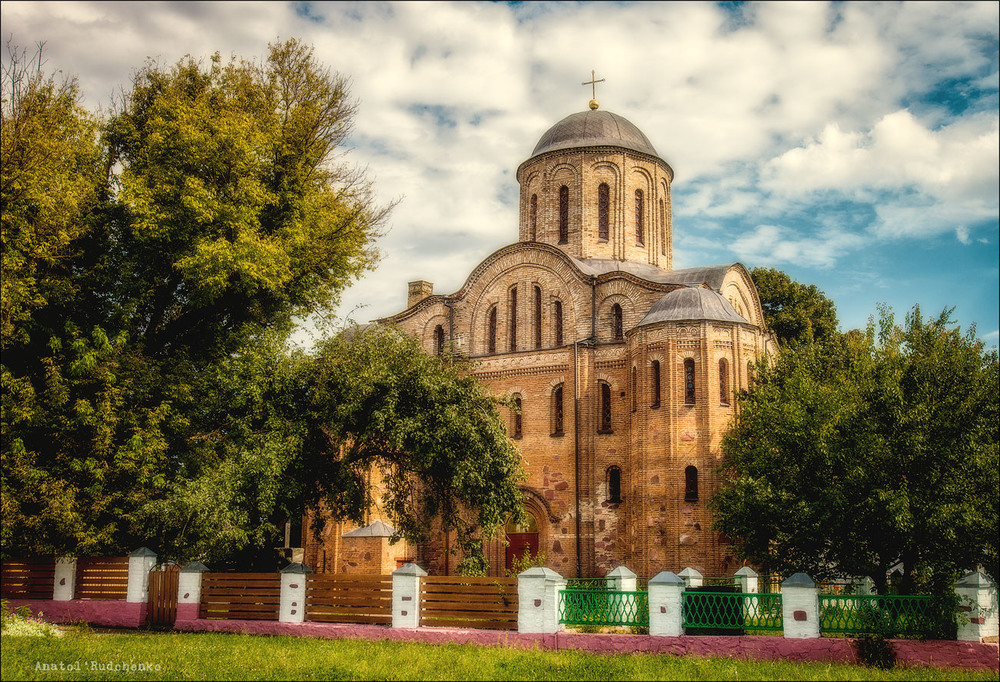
<box><xmin>505</xmin><ymin>532</ymin><xmax>539</xmax><ymax>572</ymax></box>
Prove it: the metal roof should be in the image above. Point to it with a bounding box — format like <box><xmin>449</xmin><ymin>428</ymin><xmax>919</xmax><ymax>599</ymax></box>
<box><xmin>530</xmin><ymin>109</ymin><xmax>660</xmax><ymax>159</ymax></box>
<box><xmin>342</xmin><ymin>520</ymin><xmax>397</xmax><ymax>537</ymax></box>
<box><xmin>638</xmin><ymin>286</ymin><xmax>748</xmax><ymax>327</ymax></box>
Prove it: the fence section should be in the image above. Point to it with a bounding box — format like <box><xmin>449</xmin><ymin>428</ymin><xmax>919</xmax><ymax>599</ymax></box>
<box><xmin>0</xmin><ymin>558</ymin><xmax>56</xmax><ymax>599</ymax></box>
<box><xmin>199</xmin><ymin>572</ymin><xmax>281</xmax><ymax>621</ymax></box>
<box><xmin>683</xmin><ymin>590</ymin><xmax>783</xmax><ymax>635</ymax></box>
<box><xmin>305</xmin><ymin>574</ymin><xmax>392</xmax><ymax>625</ymax></box>
<box><xmin>75</xmin><ymin>557</ymin><xmax>129</xmax><ymax>600</ymax></box>
<box><xmin>419</xmin><ymin>576</ymin><xmax>518</xmax><ymax>630</ymax></box>
<box><xmin>820</xmin><ymin>594</ymin><xmax>946</xmax><ymax>639</ymax></box>
<box><xmin>559</xmin><ymin>587</ymin><xmax>649</xmax><ymax>627</ymax></box>
<box><xmin>148</xmin><ymin>565</ymin><xmax>180</xmax><ymax>625</ymax></box>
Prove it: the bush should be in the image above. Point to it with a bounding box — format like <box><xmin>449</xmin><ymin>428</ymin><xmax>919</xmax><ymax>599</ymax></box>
<box><xmin>0</xmin><ymin>599</ymin><xmax>63</xmax><ymax>637</ymax></box>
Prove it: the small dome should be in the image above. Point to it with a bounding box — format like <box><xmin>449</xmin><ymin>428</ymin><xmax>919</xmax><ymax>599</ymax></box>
<box><xmin>638</xmin><ymin>287</ymin><xmax>748</xmax><ymax>327</ymax></box>
<box><xmin>530</xmin><ymin>109</ymin><xmax>659</xmax><ymax>159</ymax></box>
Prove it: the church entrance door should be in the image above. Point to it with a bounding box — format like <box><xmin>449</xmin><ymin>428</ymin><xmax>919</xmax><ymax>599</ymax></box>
<box><xmin>505</xmin><ymin>513</ymin><xmax>539</xmax><ymax>572</ymax></box>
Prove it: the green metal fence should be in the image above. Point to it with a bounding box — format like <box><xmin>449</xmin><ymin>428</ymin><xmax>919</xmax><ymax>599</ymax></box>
<box><xmin>819</xmin><ymin>594</ymin><xmax>946</xmax><ymax>639</ymax></box>
<box><xmin>558</xmin><ymin>587</ymin><xmax>649</xmax><ymax>627</ymax></box>
<box><xmin>682</xmin><ymin>590</ymin><xmax>783</xmax><ymax>634</ymax></box>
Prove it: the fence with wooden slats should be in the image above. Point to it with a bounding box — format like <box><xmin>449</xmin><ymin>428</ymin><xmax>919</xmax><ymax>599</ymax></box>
<box><xmin>1</xmin><ymin>558</ymin><xmax>56</xmax><ymax>599</ymax></box>
<box><xmin>147</xmin><ymin>565</ymin><xmax>180</xmax><ymax>625</ymax></box>
<box><xmin>75</xmin><ymin>557</ymin><xmax>129</xmax><ymax>600</ymax></box>
<box><xmin>305</xmin><ymin>574</ymin><xmax>392</xmax><ymax>625</ymax></box>
<box><xmin>199</xmin><ymin>572</ymin><xmax>281</xmax><ymax>621</ymax></box>
<box><xmin>419</xmin><ymin>576</ymin><xmax>518</xmax><ymax>630</ymax></box>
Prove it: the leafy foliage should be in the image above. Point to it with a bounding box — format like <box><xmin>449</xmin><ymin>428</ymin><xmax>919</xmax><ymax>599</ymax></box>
<box><xmin>712</xmin><ymin>305</ymin><xmax>999</xmax><ymax>594</ymax></box>
<box><xmin>751</xmin><ymin>267</ymin><xmax>838</xmax><ymax>345</ymax></box>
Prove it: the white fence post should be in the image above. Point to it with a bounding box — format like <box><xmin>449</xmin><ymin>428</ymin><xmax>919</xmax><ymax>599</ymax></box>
<box><xmin>678</xmin><ymin>567</ymin><xmax>703</xmax><ymax>589</ymax></box>
<box><xmin>392</xmin><ymin>563</ymin><xmax>426</xmax><ymax>628</ymax></box>
<box><xmin>781</xmin><ymin>572</ymin><xmax>820</xmax><ymax>638</ymax></box>
<box><xmin>734</xmin><ymin>566</ymin><xmax>758</xmax><ymax>594</ymax></box>
<box><xmin>126</xmin><ymin>547</ymin><xmax>157</xmax><ymax>603</ymax></box>
<box><xmin>955</xmin><ymin>571</ymin><xmax>999</xmax><ymax>642</ymax></box>
<box><xmin>648</xmin><ymin>571</ymin><xmax>685</xmax><ymax>637</ymax></box>
<box><xmin>279</xmin><ymin>562</ymin><xmax>311</xmax><ymax>623</ymax></box>
<box><xmin>177</xmin><ymin>561</ymin><xmax>208</xmax><ymax>620</ymax></box>
<box><xmin>517</xmin><ymin>567</ymin><xmax>565</xmax><ymax>634</ymax></box>
<box><xmin>606</xmin><ymin>565</ymin><xmax>637</xmax><ymax>592</ymax></box>
<box><xmin>53</xmin><ymin>557</ymin><xmax>76</xmax><ymax>601</ymax></box>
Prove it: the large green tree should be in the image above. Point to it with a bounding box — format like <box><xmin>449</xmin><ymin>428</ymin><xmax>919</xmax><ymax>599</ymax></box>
<box><xmin>712</xmin><ymin>305</ymin><xmax>999</xmax><ymax>593</ymax></box>
<box><xmin>3</xmin><ymin>41</ymin><xmax>522</xmax><ymax>567</ymax></box>
<box><xmin>751</xmin><ymin>267</ymin><xmax>839</xmax><ymax>345</ymax></box>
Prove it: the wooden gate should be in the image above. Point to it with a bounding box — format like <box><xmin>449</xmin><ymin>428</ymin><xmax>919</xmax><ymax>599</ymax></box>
<box><xmin>147</xmin><ymin>564</ymin><xmax>180</xmax><ymax>625</ymax></box>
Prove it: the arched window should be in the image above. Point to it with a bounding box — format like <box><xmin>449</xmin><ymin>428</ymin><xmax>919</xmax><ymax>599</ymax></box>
<box><xmin>552</xmin><ymin>385</ymin><xmax>564</xmax><ymax>436</ymax></box>
<box><xmin>487</xmin><ymin>306</ymin><xmax>497</xmax><ymax>355</ymax></box>
<box><xmin>533</xmin><ymin>285</ymin><xmax>542</xmax><ymax>349</ymax></box>
<box><xmin>508</xmin><ymin>286</ymin><xmax>518</xmax><ymax>352</ymax></box>
<box><xmin>558</xmin><ymin>185</ymin><xmax>569</xmax><ymax>243</ymax></box>
<box><xmin>650</xmin><ymin>360</ymin><xmax>661</xmax><ymax>408</ymax></box>
<box><xmin>434</xmin><ymin>325</ymin><xmax>445</xmax><ymax>356</ymax></box>
<box><xmin>599</xmin><ymin>381</ymin><xmax>613</xmax><ymax>433</ymax></box>
<box><xmin>529</xmin><ymin>194</ymin><xmax>538</xmax><ymax>241</ymax></box>
<box><xmin>659</xmin><ymin>198</ymin><xmax>666</xmax><ymax>256</ymax></box>
<box><xmin>685</xmin><ymin>465</ymin><xmax>699</xmax><ymax>502</ymax></box>
<box><xmin>598</xmin><ymin>183</ymin><xmax>610</xmax><ymax>240</ymax></box>
<box><xmin>684</xmin><ymin>358</ymin><xmax>696</xmax><ymax>405</ymax></box>
<box><xmin>607</xmin><ymin>466</ymin><xmax>622</xmax><ymax>503</ymax></box>
<box><xmin>719</xmin><ymin>358</ymin><xmax>730</xmax><ymax>405</ymax></box>
<box><xmin>635</xmin><ymin>189</ymin><xmax>644</xmax><ymax>245</ymax></box>
<box><xmin>612</xmin><ymin>303</ymin><xmax>623</xmax><ymax>341</ymax></box>
<box><xmin>512</xmin><ymin>394</ymin><xmax>522</xmax><ymax>439</ymax></box>
<box><xmin>553</xmin><ymin>300</ymin><xmax>563</xmax><ymax>347</ymax></box>
<box><xmin>631</xmin><ymin>366</ymin><xmax>637</xmax><ymax>413</ymax></box>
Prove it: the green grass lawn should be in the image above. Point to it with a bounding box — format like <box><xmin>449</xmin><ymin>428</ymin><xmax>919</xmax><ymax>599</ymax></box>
<box><xmin>1</xmin><ymin>628</ymin><xmax>996</xmax><ymax>681</ymax></box>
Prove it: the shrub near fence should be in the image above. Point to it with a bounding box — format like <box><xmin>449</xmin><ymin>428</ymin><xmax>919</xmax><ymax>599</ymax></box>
<box><xmin>1</xmin><ymin>558</ymin><xmax>56</xmax><ymax>599</ymax></box>
<box><xmin>419</xmin><ymin>576</ymin><xmax>518</xmax><ymax>630</ymax></box>
<box><xmin>306</xmin><ymin>574</ymin><xmax>392</xmax><ymax>625</ymax></box>
<box><xmin>75</xmin><ymin>557</ymin><xmax>128</xmax><ymax>600</ymax></box>
<box><xmin>199</xmin><ymin>573</ymin><xmax>281</xmax><ymax>621</ymax></box>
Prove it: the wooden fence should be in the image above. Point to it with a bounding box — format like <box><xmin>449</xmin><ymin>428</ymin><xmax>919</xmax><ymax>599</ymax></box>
<box><xmin>75</xmin><ymin>557</ymin><xmax>129</xmax><ymax>600</ymax></box>
<box><xmin>199</xmin><ymin>572</ymin><xmax>281</xmax><ymax>621</ymax></box>
<box><xmin>0</xmin><ymin>558</ymin><xmax>56</xmax><ymax>599</ymax></box>
<box><xmin>305</xmin><ymin>574</ymin><xmax>392</xmax><ymax>625</ymax></box>
<box><xmin>419</xmin><ymin>576</ymin><xmax>518</xmax><ymax>630</ymax></box>
<box><xmin>148</xmin><ymin>565</ymin><xmax>180</xmax><ymax>625</ymax></box>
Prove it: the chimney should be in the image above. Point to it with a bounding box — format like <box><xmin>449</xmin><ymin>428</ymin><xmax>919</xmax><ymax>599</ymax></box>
<box><xmin>407</xmin><ymin>280</ymin><xmax>434</xmax><ymax>308</ymax></box>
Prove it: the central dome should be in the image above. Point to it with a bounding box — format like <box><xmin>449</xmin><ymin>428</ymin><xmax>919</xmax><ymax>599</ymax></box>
<box><xmin>530</xmin><ymin>109</ymin><xmax>659</xmax><ymax>159</ymax></box>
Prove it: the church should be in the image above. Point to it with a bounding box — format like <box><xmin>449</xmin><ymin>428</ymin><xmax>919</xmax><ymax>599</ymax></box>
<box><xmin>302</xmin><ymin>88</ymin><xmax>776</xmax><ymax>580</ymax></box>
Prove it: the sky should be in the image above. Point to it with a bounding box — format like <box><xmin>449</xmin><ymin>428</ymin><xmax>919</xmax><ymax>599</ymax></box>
<box><xmin>4</xmin><ymin>1</ymin><xmax>998</xmax><ymax>347</ymax></box>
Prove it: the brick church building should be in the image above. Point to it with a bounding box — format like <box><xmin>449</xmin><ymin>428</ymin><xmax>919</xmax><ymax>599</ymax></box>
<box><xmin>302</xmin><ymin>97</ymin><xmax>776</xmax><ymax>579</ymax></box>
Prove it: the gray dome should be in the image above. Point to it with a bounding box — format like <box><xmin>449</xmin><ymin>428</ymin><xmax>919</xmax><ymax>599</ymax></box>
<box><xmin>531</xmin><ymin>110</ymin><xmax>659</xmax><ymax>159</ymax></box>
<box><xmin>638</xmin><ymin>287</ymin><xmax>748</xmax><ymax>327</ymax></box>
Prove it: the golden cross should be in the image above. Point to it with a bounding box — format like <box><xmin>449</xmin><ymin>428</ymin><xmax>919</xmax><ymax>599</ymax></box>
<box><xmin>582</xmin><ymin>70</ymin><xmax>605</xmax><ymax>100</ymax></box>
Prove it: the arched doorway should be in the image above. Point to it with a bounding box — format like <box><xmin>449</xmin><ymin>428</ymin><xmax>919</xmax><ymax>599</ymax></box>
<box><xmin>505</xmin><ymin>513</ymin><xmax>539</xmax><ymax>572</ymax></box>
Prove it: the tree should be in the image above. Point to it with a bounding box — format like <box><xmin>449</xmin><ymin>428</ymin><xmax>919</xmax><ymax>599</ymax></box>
<box><xmin>712</xmin><ymin>305</ymin><xmax>999</xmax><ymax>593</ymax></box>
<box><xmin>751</xmin><ymin>267</ymin><xmax>838</xmax><ymax>345</ymax></box>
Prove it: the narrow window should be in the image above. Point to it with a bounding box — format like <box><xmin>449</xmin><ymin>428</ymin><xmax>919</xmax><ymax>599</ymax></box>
<box><xmin>719</xmin><ymin>358</ymin><xmax>730</xmax><ymax>405</ymax></box>
<box><xmin>612</xmin><ymin>303</ymin><xmax>623</xmax><ymax>341</ymax></box>
<box><xmin>635</xmin><ymin>189</ymin><xmax>644</xmax><ymax>245</ymax></box>
<box><xmin>651</xmin><ymin>360</ymin><xmax>661</xmax><ymax>408</ymax></box>
<box><xmin>434</xmin><ymin>325</ymin><xmax>445</xmax><ymax>356</ymax></box>
<box><xmin>598</xmin><ymin>183</ymin><xmax>610</xmax><ymax>240</ymax></box>
<box><xmin>685</xmin><ymin>466</ymin><xmax>699</xmax><ymax>502</ymax></box>
<box><xmin>659</xmin><ymin>198</ymin><xmax>666</xmax><ymax>256</ymax></box>
<box><xmin>607</xmin><ymin>466</ymin><xmax>622</xmax><ymax>503</ymax></box>
<box><xmin>509</xmin><ymin>286</ymin><xmax>518</xmax><ymax>352</ymax></box>
<box><xmin>529</xmin><ymin>194</ymin><xmax>538</xmax><ymax>241</ymax></box>
<box><xmin>512</xmin><ymin>394</ymin><xmax>522</xmax><ymax>439</ymax></box>
<box><xmin>553</xmin><ymin>300</ymin><xmax>564</xmax><ymax>347</ymax></box>
<box><xmin>487</xmin><ymin>306</ymin><xmax>497</xmax><ymax>354</ymax></box>
<box><xmin>684</xmin><ymin>358</ymin><xmax>696</xmax><ymax>405</ymax></box>
<box><xmin>631</xmin><ymin>366</ymin><xmax>637</xmax><ymax>413</ymax></box>
<box><xmin>533</xmin><ymin>285</ymin><xmax>542</xmax><ymax>349</ymax></box>
<box><xmin>558</xmin><ymin>185</ymin><xmax>569</xmax><ymax>243</ymax></box>
<box><xmin>599</xmin><ymin>381</ymin><xmax>612</xmax><ymax>433</ymax></box>
<box><xmin>552</xmin><ymin>385</ymin><xmax>564</xmax><ymax>436</ymax></box>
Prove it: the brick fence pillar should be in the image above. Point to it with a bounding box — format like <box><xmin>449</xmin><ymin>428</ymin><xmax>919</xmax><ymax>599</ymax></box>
<box><xmin>648</xmin><ymin>571</ymin><xmax>685</xmax><ymax>637</ymax></box>
<box><xmin>517</xmin><ymin>566</ymin><xmax>566</xmax><ymax>634</ymax></box>
<box><xmin>607</xmin><ymin>565</ymin><xmax>637</xmax><ymax>592</ymax></box>
<box><xmin>126</xmin><ymin>547</ymin><xmax>157</xmax><ymax>604</ymax></box>
<box><xmin>781</xmin><ymin>572</ymin><xmax>820</xmax><ymax>638</ymax></box>
<box><xmin>279</xmin><ymin>562</ymin><xmax>311</xmax><ymax>623</ymax></box>
<box><xmin>176</xmin><ymin>561</ymin><xmax>208</xmax><ymax>621</ymax></box>
<box><xmin>392</xmin><ymin>563</ymin><xmax>426</xmax><ymax>628</ymax></box>
<box><xmin>53</xmin><ymin>557</ymin><xmax>76</xmax><ymax>601</ymax></box>
<box><xmin>955</xmin><ymin>571</ymin><xmax>999</xmax><ymax>642</ymax></box>
<box><xmin>678</xmin><ymin>567</ymin><xmax>703</xmax><ymax>589</ymax></box>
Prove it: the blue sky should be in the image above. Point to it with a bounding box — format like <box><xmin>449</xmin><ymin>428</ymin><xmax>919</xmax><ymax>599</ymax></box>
<box><xmin>4</xmin><ymin>1</ymin><xmax>997</xmax><ymax>345</ymax></box>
